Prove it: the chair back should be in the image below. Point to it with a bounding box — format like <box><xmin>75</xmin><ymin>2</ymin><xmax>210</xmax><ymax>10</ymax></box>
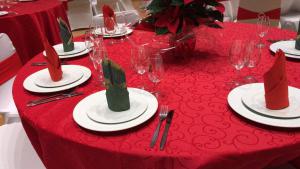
<box><xmin>237</xmin><ymin>0</ymin><xmax>281</xmax><ymax>26</ymax></box>
<box><xmin>0</xmin><ymin>123</ymin><xmax>45</xmax><ymax>169</ymax></box>
<box><xmin>0</xmin><ymin>33</ymin><xmax>15</xmax><ymax>62</ymax></box>
<box><xmin>0</xmin><ymin>33</ymin><xmax>22</xmax><ymax>85</ymax></box>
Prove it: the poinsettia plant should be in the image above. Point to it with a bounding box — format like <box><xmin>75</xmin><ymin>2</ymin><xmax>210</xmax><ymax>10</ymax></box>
<box><xmin>146</xmin><ymin>0</ymin><xmax>225</xmax><ymax>34</ymax></box>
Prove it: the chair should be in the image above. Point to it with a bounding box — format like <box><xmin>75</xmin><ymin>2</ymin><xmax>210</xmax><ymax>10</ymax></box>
<box><xmin>91</xmin><ymin>0</ymin><xmax>140</xmax><ymax>27</ymax></box>
<box><xmin>0</xmin><ymin>123</ymin><xmax>45</xmax><ymax>169</ymax></box>
<box><xmin>0</xmin><ymin>33</ymin><xmax>22</xmax><ymax>124</ymax></box>
<box><xmin>237</xmin><ymin>0</ymin><xmax>281</xmax><ymax>27</ymax></box>
<box><xmin>220</xmin><ymin>0</ymin><xmax>234</xmax><ymax>22</ymax></box>
<box><xmin>67</xmin><ymin>0</ymin><xmax>92</xmax><ymax>30</ymax></box>
<box><xmin>280</xmin><ymin>0</ymin><xmax>300</xmax><ymax>31</ymax></box>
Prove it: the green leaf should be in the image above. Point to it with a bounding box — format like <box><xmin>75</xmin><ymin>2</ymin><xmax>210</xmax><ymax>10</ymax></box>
<box><xmin>171</xmin><ymin>0</ymin><xmax>183</xmax><ymax>6</ymax></box>
<box><xmin>204</xmin><ymin>0</ymin><xmax>219</xmax><ymax>7</ymax></box>
<box><xmin>147</xmin><ymin>0</ymin><xmax>167</xmax><ymax>13</ymax></box>
<box><xmin>155</xmin><ymin>27</ymin><xmax>169</xmax><ymax>35</ymax></box>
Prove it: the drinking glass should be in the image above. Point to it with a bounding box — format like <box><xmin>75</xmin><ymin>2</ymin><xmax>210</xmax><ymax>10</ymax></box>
<box><xmin>257</xmin><ymin>13</ymin><xmax>270</xmax><ymax>48</ymax></box>
<box><xmin>228</xmin><ymin>40</ymin><xmax>247</xmax><ymax>87</ymax></box>
<box><xmin>91</xmin><ymin>46</ymin><xmax>106</xmax><ymax>86</ymax></box>
<box><xmin>244</xmin><ymin>41</ymin><xmax>261</xmax><ymax>83</ymax></box>
<box><xmin>148</xmin><ymin>52</ymin><xmax>164</xmax><ymax>96</ymax></box>
<box><xmin>131</xmin><ymin>44</ymin><xmax>150</xmax><ymax>89</ymax></box>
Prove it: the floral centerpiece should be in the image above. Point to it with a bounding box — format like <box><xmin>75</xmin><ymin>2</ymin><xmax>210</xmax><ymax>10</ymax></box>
<box><xmin>145</xmin><ymin>0</ymin><xmax>225</xmax><ymax>61</ymax></box>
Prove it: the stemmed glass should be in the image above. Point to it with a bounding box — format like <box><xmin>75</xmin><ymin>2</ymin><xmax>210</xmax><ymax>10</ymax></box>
<box><xmin>228</xmin><ymin>40</ymin><xmax>247</xmax><ymax>87</ymax></box>
<box><xmin>244</xmin><ymin>41</ymin><xmax>261</xmax><ymax>83</ymax></box>
<box><xmin>131</xmin><ymin>44</ymin><xmax>150</xmax><ymax>90</ymax></box>
<box><xmin>148</xmin><ymin>51</ymin><xmax>164</xmax><ymax>97</ymax></box>
<box><xmin>257</xmin><ymin>13</ymin><xmax>270</xmax><ymax>48</ymax></box>
<box><xmin>85</xmin><ymin>29</ymin><xmax>105</xmax><ymax>86</ymax></box>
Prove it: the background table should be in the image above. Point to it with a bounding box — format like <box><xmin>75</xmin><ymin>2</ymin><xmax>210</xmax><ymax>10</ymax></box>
<box><xmin>0</xmin><ymin>0</ymin><xmax>68</xmax><ymax>64</ymax></box>
<box><xmin>13</xmin><ymin>23</ymin><xmax>300</xmax><ymax>169</ymax></box>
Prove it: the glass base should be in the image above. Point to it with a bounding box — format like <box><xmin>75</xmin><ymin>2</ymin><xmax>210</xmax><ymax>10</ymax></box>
<box><xmin>244</xmin><ymin>75</ymin><xmax>257</xmax><ymax>84</ymax></box>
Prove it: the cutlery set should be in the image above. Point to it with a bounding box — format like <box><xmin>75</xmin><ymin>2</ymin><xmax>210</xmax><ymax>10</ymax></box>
<box><xmin>150</xmin><ymin>105</ymin><xmax>174</xmax><ymax>150</ymax></box>
<box><xmin>27</xmin><ymin>91</ymin><xmax>83</xmax><ymax>107</ymax></box>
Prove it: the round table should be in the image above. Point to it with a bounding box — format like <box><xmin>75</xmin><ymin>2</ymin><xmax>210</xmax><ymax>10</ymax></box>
<box><xmin>0</xmin><ymin>0</ymin><xmax>68</xmax><ymax>64</ymax></box>
<box><xmin>13</xmin><ymin>23</ymin><xmax>300</xmax><ymax>169</ymax></box>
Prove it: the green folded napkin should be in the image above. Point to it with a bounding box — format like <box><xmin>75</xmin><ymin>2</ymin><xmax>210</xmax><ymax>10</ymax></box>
<box><xmin>57</xmin><ymin>17</ymin><xmax>74</xmax><ymax>52</ymax></box>
<box><xmin>295</xmin><ymin>20</ymin><xmax>300</xmax><ymax>50</ymax></box>
<box><xmin>102</xmin><ymin>58</ymin><xmax>130</xmax><ymax>112</ymax></box>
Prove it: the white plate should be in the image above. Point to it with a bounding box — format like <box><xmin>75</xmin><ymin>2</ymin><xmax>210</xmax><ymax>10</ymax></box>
<box><xmin>228</xmin><ymin>83</ymin><xmax>300</xmax><ymax>128</ymax></box>
<box><xmin>270</xmin><ymin>40</ymin><xmax>300</xmax><ymax>59</ymax></box>
<box><xmin>34</xmin><ymin>67</ymin><xmax>84</xmax><ymax>88</ymax></box>
<box><xmin>241</xmin><ymin>84</ymin><xmax>300</xmax><ymax>119</ymax></box>
<box><xmin>94</xmin><ymin>27</ymin><xmax>133</xmax><ymax>38</ymax></box>
<box><xmin>86</xmin><ymin>90</ymin><xmax>148</xmax><ymax>124</ymax></box>
<box><xmin>73</xmin><ymin>88</ymin><xmax>158</xmax><ymax>132</ymax></box>
<box><xmin>23</xmin><ymin>65</ymin><xmax>91</xmax><ymax>93</ymax></box>
<box><xmin>43</xmin><ymin>42</ymin><xmax>90</xmax><ymax>59</ymax></box>
<box><xmin>0</xmin><ymin>11</ymin><xmax>8</xmax><ymax>16</ymax></box>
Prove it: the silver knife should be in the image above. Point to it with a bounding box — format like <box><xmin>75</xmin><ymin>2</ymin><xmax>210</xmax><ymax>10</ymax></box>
<box><xmin>26</xmin><ymin>92</ymin><xmax>83</xmax><ymax>107</ymax></box>
<box><xmin>159</xmin><ymin>110</ymin><xmax>174</xmax><ymax>150</ymax></box>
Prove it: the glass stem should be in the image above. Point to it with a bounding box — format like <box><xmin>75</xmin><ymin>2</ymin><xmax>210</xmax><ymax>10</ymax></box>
<box><xmin>140</xmin><ymin>73</ymin><xmax>144</xmax><ymax>89</ymax></box>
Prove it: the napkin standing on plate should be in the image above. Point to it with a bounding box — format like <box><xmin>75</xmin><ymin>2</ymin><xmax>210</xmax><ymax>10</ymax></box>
<box><xmin>295</xmin><ymin>20</ymin><xmax>300</xmax><ymax>50</ymax></box>
<box><xmin>263</xmin><ymin>49</ymin><xmax>289</xmax><ymax>110</ymax></box>
<box><xmin>102</xmin><ymin>58</ymin><xmax>130</xmax><ymax>111</ymax></box>
<box><xmin>102</xmin><ymin>5</ymin><xmax>116</xmax><ymax>31</ymax></box>
<box><xmin>57</xmin><ymin>17</ymin><xmax>74</xmax><ymax>52</ymax></box>
<box><xmin>42</xmin><ymin>36</ymin><xmax>63</xmax><ymax>82</ymax></box>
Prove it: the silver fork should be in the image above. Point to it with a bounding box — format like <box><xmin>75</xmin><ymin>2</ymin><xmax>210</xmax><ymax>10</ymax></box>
<box><xmin>150</xmin><ymin>105</ymin><xmax>168</xmax><ymax>148</ymax></box>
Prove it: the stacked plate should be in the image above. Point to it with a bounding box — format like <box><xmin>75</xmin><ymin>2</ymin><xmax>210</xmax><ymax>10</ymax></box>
<box><xmin>228</xmin><ymin>83</ymin><xmax>300</xmax><ymax>128</ymax></box>
<box><xmin>23</xmin><ymin>65</ymin><xmax>91</xmax><ymax>93</ymax></box>
<box><xmin>270</xmin><ymin>40</ymin><xmax>300</xmax><ymax>59</ymax></box>
<box><xmin>73</xmin><ymin>88</ymin><xmax>158</xmax><ymax>132</ymax></box>
<box><xmin>43</xmin><ymin>42</ymin><xmax>90</xmax><ymax>59</ymax></box>
<box><xmin>94</xmin><ymin>27</ymin><xmax>133</xmax><ymax>38</ymax></box>
<box><xmin>0</xmin><ymin>11</ymin><xmax>8</xmax><ymax>16</ymax></box>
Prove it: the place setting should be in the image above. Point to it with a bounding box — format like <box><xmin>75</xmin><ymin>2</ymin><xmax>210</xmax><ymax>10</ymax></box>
<box><xmin>24</xmin><ymin>26</ymin><xmax>91</xmax><ymax>96</ymax></box>
<box><xmin>42</xmin><ymin>18</ymin><xmax>91</xmax><ymax>59</ymax></box>
<box><xmin>73</xmin><ymin>58</ymin><xmax>158</xmax><ymax>132</ymax></box>
<box><xmin>269</xmin><ymin>21</ymin><xmax>300</xmax><ymax>59</ymax></box>
<box><xmin>92</xmin><ymin>4</ymin><xmax>133</xmax><ymax>39</ymax></box>
<box><xmin>228</xmin><ymin>49</ymin><xmax>300</xmax><ymax>128</ymax></box>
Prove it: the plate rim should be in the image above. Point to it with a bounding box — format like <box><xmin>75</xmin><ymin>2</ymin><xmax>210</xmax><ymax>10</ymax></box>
<box><xmin>228</xmin><ymin>83</ymin><xmax>300</xmax><ymax>128</ymax></box>
<box><xmin>95</xmin><ymin>28</ymin><xmax>133</xmax><ymax>38</ymax></box>
<box><xmin>34</xmin><ymin>67</ymin><xmax>84</xmax><ymax>88</ymax></box>
<box><xmin>241</xmin><ymin>86</ymin><xmax>300</xmax><ymax>119</ymax></box>
<box><xmin>23</xmin><ymin>65</ymin><xmax>91</xmax><ymax>93</ymax></box>
<box><xmin>42</xmin><ymin>42</ymin><xmax>90</xmax><ymax>59</ymax></box>
<box><xmin>270</xmin><ymin>40</ymin><xmax>300</xmax><ymax>59</ymax></box>
<box><xmin>86</xmin><ymin>90</ymin><xmax>149</xmax><ymax>124</ymax></box>
<box><xmin>73</xmin><ymin>88</ymin><xmax>158</xmax><ymax>132</ymax></box>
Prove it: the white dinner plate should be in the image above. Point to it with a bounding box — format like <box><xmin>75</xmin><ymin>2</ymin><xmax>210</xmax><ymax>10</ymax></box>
<box><xmin>34</xmin><ymin>67</ymin><xmax>84</xmax><ymax>88</ymax></box>
<box><xmin>0</xmin><ymin>11</ymin><xmax>8</xmax><ymax>16</ymax></box>
<box><xmin>94</xmin><ymin>27</ymin><xmax>133</xmax><ymax>38</ymax></box>
<box><xmin>241</xmin><ymin>84</ymin><xmax>300</xmax><ymax>119</ymax></box>
<box><xmin>23</xmin><ymin>65</ymin><xmax>91</xmax><ymax>93</ymax></box>
<box><xmin>43</xmin><ymin>42</ymin><xmax>90</xmax><ymax>59</ymax></box>
<box><xmin>86</xmin><ymin>90</ymin><xmax>148</xmax><ymax>124</ymax></box>
<box><xmin>73</xmin><ymin>88</ymin><xmax>158</xmax><ymax>132</ymax></box>
<box><xmin>270</xmin><ymin>40</ymin><xmax>300</xmax><ymax>59</ymax></box>
<box><xmin>228</xmin><ymin>83</ymin><xmax>300</xmax><ymax>128</ymax></box>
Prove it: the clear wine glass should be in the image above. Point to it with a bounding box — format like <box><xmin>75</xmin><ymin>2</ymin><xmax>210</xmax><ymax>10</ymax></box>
<box><xmin>244</xmin><ymin>40</ymin><xmax>261</xmax><ymax>83</ymax></box>
<box><xmin>148</xmin><ymin>52</ymin><xmax>164</xmax><ymax>97</ymax></box>
<box><xmin>131</xmin><ymin>44</ymin><xmax>150</xmax><ymax>89</ymax></box>
<box><xmin>91</xmin><ymin>46</ymin><xmax>106</xmax><ymax>86</ymax></box>
<box><xmin>228</xmin><ymin>40</ymin><xmax>247</xmax><ymax>87</ymax></box>
<box><xmin>257</xmin><ymin>13</ymin><xmax>270</xmax><ymax>48</ymax></box>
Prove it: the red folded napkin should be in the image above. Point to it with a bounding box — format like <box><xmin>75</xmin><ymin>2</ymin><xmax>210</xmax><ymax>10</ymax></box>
<box><xmin>102</xmin><ymin>5</ymin><xmax>116</xmax><ymax>31</ymax></box>
<box><xmin>42</xmin><ymin>37</ymin><xmax>62</xmax><ymax>82</ymax></box>
<box><xmin>263</xmin><ymin>49</ymin><xmax>289</xmax><ymax>110</ymax></box>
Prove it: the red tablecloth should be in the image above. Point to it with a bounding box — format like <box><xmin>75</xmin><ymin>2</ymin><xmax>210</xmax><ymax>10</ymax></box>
<box><xmin>13</xmin><ymin>23</ymin><xmax>300</xmax><ymax>169</ymax></box>
<box><xmin>0</xmin><ymin>0</ymin><xmax>68</xmax><ymax>64</ymax></box>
